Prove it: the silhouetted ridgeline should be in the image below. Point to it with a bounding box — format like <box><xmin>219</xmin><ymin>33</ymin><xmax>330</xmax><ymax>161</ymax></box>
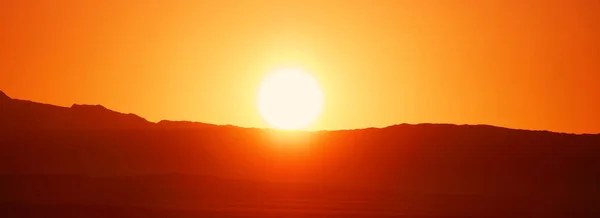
<box><xmin>1</xmin><ymin>90</ymin><xmax>599</xmax><ymax>217</ymax></box>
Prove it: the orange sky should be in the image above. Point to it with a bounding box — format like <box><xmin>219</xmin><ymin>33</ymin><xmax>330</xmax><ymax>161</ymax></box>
<box><xmin>1</xmin><ymin>0</ymin><xmax>599</xmax><ymax>133</ymax></box>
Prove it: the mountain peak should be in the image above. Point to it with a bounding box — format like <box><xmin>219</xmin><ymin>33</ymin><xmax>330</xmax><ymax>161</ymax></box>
<box><xmin>71</xmin><ymin>104</ymin><xmax>107</xmax><ymax>110</ymax></box>
<box><xmin>69</xmin><ymin>103</ymin><xmax>150</xmax><ymax>126</ymax></box>
<box><xmin>0</xmin><ymin>90</ymin><xmax>10</xmax><ymax>100</ymax></box>
<box><xmin>157</xmin><ymin>120</ymin><xmax>217</xmax><ymax>129</ymax></box>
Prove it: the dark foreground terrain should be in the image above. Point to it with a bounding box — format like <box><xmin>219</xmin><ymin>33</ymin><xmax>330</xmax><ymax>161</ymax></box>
<box><xmin>1</xmin><ymin>90</ymin><xmax>599</xmax><ymax>217</ymax></box>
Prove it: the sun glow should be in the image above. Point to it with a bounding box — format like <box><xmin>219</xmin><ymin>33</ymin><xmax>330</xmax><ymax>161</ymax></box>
<box><xmin>258</xmin><ymin>69</ymin><xmax>324</xmax><ymax>130</ymax></box>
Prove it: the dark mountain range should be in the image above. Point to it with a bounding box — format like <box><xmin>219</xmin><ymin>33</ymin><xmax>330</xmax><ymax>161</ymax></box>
<box><xmin>1</xmin><ymin>90</ymin><xmax>599</xmax><ymax>217</ymax></box>
<box><xmin>0</xmin><ymin>91</ymin><xmax>149</xmax><ymax>130</ymax></box>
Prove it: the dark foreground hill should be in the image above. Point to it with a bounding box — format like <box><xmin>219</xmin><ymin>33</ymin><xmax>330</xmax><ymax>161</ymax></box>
<box><xmin>1</xmin><ymin>90</ymin><xmax>599</xmax><ymax>217</ymax></box>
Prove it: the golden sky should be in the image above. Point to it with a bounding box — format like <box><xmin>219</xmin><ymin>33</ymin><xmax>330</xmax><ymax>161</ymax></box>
<box><xmin>1</xmin><ymin>0</ymin><xmax>599</xmax><ymax>133</ymax></box>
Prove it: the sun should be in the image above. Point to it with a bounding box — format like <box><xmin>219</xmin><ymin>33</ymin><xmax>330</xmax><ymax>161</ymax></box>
<box><xmin>258</xmin><ymin>69</ymin><xmax>324</xmax><ymax>130</ymax></box>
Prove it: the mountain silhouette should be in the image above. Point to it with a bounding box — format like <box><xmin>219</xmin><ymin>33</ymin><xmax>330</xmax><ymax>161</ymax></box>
<box><xmin>0</xmin><ymin>90</ymin><xmax>9</xmax><ymax>100</ymax></box>
<box><xmin>0</xmin><ymin>92</ymin><xmax>150</xmax><ymax>130</ymax></box>
<box><xmin>1</xmin><ymin>90</ymin><xmax>599</xmax><ymax>217</ymax></box>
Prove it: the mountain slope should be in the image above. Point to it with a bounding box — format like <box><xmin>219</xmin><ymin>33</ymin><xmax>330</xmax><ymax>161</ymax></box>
<box><xmin>0</xmin><ymin>91</ymin><xmax>151</xmax><ymax>130</ymax></box>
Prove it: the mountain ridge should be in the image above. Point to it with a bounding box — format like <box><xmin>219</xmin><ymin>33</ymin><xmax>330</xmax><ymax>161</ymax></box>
<box><xmin>1</xmin><ymin>90</ymin><xmax>593</xmax><ymax>135</ymax></box>
<box><xmin>0</xmin><ymin>90</ymin><xmax>9</xmax><ymax>100</ymax></box>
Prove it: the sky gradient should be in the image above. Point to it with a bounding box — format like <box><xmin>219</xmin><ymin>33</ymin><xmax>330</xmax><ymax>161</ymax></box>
<box><xmin>1</xmin><ymin>0</ymin><xmax>599</xmax><ymax>133</ymax></box>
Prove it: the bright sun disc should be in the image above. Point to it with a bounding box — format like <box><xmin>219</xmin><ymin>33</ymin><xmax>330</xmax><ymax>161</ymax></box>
<box><xmin>258</xmin><ymin>69</ymin><xmax>323</xmax><ymax>130</ymax></box>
